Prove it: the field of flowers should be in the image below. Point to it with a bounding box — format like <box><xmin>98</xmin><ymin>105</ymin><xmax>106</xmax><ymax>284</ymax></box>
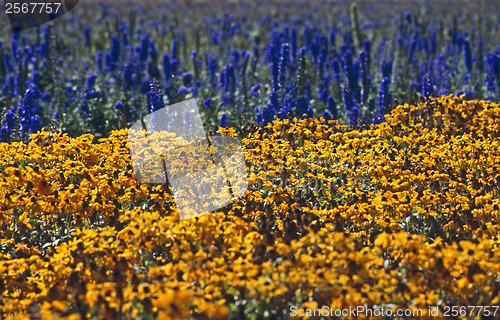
<box><xmin>1</xmin><ymin>0</ymin><xmax>500</xmax><ymax>319</ymax></box>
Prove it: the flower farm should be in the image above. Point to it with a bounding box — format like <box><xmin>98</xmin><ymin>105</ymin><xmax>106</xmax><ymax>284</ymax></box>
<box><xmin>1</xmin><ymin>0</ymin><xmax>500</xmax><ymax>319</ymax></box>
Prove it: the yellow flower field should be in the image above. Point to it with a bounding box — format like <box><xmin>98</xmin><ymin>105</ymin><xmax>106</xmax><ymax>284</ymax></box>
<box><xmin>1</xmin><ymin>95</ymin><xmax>500</xmax><ymax>319</ymax></box>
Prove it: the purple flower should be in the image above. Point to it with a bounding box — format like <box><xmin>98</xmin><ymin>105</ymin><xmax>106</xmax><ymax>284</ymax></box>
<box><xmin>22</xmin><ymin>85</ymin><xmax>42</xmax><ymax>115</ymax></box>
<box><xmin>363</xmin><ymin>40</ymin><xmax>371</xmax><ymax>69</ymax></box>
<box><xmin>83</xmin><ymin>26</ymin><xmax>91</xmax><ymax>48</ymax></box>
<box><xmin>30</xmin><ymin>115</ymin><xmax>42</xmax><ymax>134</ymax></box>
<box><xmin>110</xmin><ymin>36</ymin><xmax>120</xmax><ymax>63</ymax></box>
<box><xmin>343</xmin><ymin>50</ymin><xmax>360</xmax><ymax>102</ymax></box>
<box><xmin>211</xmin><ymin>31</ymin><xmax>219</xmax><ymax>45</ymax></box>
<box><xmin>477</xmin><ymin>40</ymin><xmax>484</xmax><ymax>72</ymax></box>
<box><xmin>10</xmin><ymin>38</ymin><xmax>18</xmax><ymax>62</ymax></box>
<box><xmin>149</xmin><ymin>79</ymin><xmax>165</xmax><ymax>112</ymax></box>
<box><xmin>310</xmin><ymin>40</ymin><xmax>319</xmax><ymax>63</ymax></box>
<box><xmin>232</xmin><ymin>50</ymin><xmax>240</xmax><ymax>68</ymax></box>
<box><xmin>268</xmin><ymin>91</ymin><xmax>279</xmax><ymax>112</ymax></box>
<box><xmin>40</xmin><ymin>26</ymin><xmax>50</xmax><ymax>58</ymax></box>
<box><xmin>170</xmin><ymin>59</ymin><xmax>179</xmax><ymax>75</ymax></box>
<box><xmin>162</xmin><ymin>53</ymin><xmax>171</xmax><ymax>84</ymax></box>
<box><xmin>381</xmin><ymin>60</ymin><xmax>393</xmax><ymax>79</ymax></box>
<box><xmin>148</xmin><ymin>61</ymin><xmax>160</xmax><ymax>79</ymax></box>
<box><xmin>86</xmin><ymin>73</ymin><xmax>97</xmax><ymax>91</ymax></box>
<box><xmin>291</xmin><ymin>28</ymin><xmax>298</xmax><ymax>61</ymax></box>
<box><xmin>208</xmin><ymin>54</ymin><xmax>218</xmax><ymax>89</ymax></box>
<box><xmin>487</xmin><ymin>53</ymin><xmax>500</xmax><ymax>83</ymax></box>
<box><xmin>42</xmin><ymin>92</ymin><xmax>51</xmax><ymax>102</ymax></box>
<box><xmin>140</xmin><ymin>35</ymin><xmax>149</xmax><ymax>62</ymax></box>
<box><xmin>268</xmin><ymin>44</ymin><xmax>279</xmax><ymax>91</ymax></box>
<box><xmin>348</xmin><ymin>106</ymin><xmax>360</xmax><ymax>126</ymax></box>
<box><xmin>5</xmin><ymin>108</ymin><xmax>16</xmax><ymax>130</ymax></box>
<box><xmin>251</xmin><ymin>83</ymin><xmax>262</xmax><ymax>98</ymax></box>
<box><xmin>219</xmin><ymin>113</ymin><xmax>230</xmax><ymax>128</ymax></box>
<box><xmin>3</xmin><ymin>53</ymin><xmax>14</xmax><ymax>73</ymax></box>
<box><xmin>429</xmin><ymin>31</ymin><xmax>437</xmax><ymax>56</ymax></box>
<box><xmin>225</xmin><ymin>64</ymin><xmax>235</xmax><ymax>92</ymax></box>
<box><xmin>331</xmin><ymin>57</ymin><xmax>342</xmax><ymax>82</ymax></box>
<box><xmin>124</xmin><ymin>63</ymin><xmax>135</xmax><ymax>91</ymax></box>
<box><xmin>278</xmin><ymin>43</ymin><xmax>290</xmax><ymax>89</ymax></box>
<box><xmin>218</xmin><ymin>67</ymin><xmax>226</xmax><ymax>90</ymax></box>
<box><xmin>177</xmin><ymin>86</ymin><xmax>188</xmax><ymax>96</ymax></box>
<box><xmin>83</xmin><ymin>90</ymin><xmax>103</xmax><ymax>100</ymax></box>
<box><xmin>2</xmin><ymin>76</ymin><xmax>17</xmax><ymax>96</ymax></box>
<box><xmin>327</xmin><ymin>96</ymin><xmax>338</xmax><ymax>119</ymax></box>
<box><xmin>253</xmin><ymin>45</ymin><xmax>260</xmax><ymax>61</ymax></box>
<box><xmin>122</xmin><ymin>29</ymin><xmax>129</xmax><ymax>48</ymax></box>
<box><xmin>377</xmin><ymin>77</ymin><xmax>392</xmax><ymax>115</ymax></box>
<box><xmin>140</xmin><ymin>80</ymin><xmax>150</xmax><ymax>95</ymax></box>
<box><xmin>105</xmin><ymin>53</ymin><xmax>113</xmax><ymax>70</ymax></box>
<box><xmin>114</xmin><ymin>101</ymin><xmax>125</xmax><ymax>110</ymax></box>
<box><xmin>404</xmin><ymin>11</ymin><xmax>412</xmax><ymax>24</ymax></box>
<box><xmin>296</xmin><ymin>96</ymin><xmax>309</xmax><ymax>116</ymax></box>
<box><xmin>0</xmin><ymin>126</ymin><xmax>11</xmax><ymax>142</ymax></box>
<box><xmin>203</xmin><ymin>98</ymin><xmax>212</xmax><ymax>108</ymax></box>
<box><xmin>372</xmin><ymin>113</ymin><xmax>385</xmax><ymax>124</ymax></box>
<box><xmin>95</xmin><ymin>51</ymin><xmax>104</xmax><ymax>72</ymax></box>
<box><xmin>149</xmin><ymin>39</ymin><xmax>158</xmax><ymax>62</ymax></box>
<box><xmin>422</xmin><ymin>74</ymin><xmax>434</xmax><ymax>97</ymax></box>
<box><xmin>322</xmin><ymin>110</ymin><xmax>332</xmax><ymax>121</ymax></box>
<box><xmin>408</xmin><ymin>37</ymin><xmax>418</xmax><ymax>61</ymax></box>
<box><xmin>342</xmin><ymin>79</ymin><xmax>355</xmax><ymax>112</ymax></box>
<box><xmin>485</xmin><ymin>73</ymin><xmax>496</xmax><ymax>93</ymax></box>
<box><xmin>32</xmin><ymin>71</ymin><xmax>41</xmax><ymax>89</ymax></box>
<box><xmin>171</xmin><ymin>38</ymin><xmax>178</xmax><ymax>61</ymax></box>
<box><xmin>182</xmin><ymin>72</ymin><xmax>193</xmax><ymax>87</ymax></box>
<box><xmin>80</xmin><ymin>102</ymin><xmax>89</xmax><ymax>117</ymax></box>
<box><xmin>463</xmin><ymin>39</ymin><xmax>473</xmax><ymax>73</ymax></box>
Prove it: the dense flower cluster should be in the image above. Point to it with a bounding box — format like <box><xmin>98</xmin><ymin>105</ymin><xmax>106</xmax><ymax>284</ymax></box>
<box><xmin>1</xmin><ymin>95</ymin><xmax>499</xmax><ymax>319</ymax></box>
